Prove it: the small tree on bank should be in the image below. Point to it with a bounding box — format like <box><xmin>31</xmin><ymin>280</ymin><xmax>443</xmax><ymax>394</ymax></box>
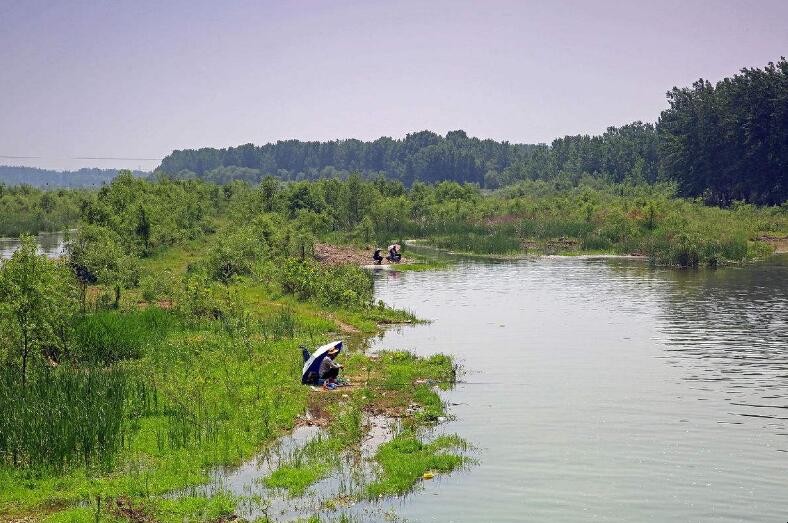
<box><xmin>66</xmin><ymin>225</ymin><xmax>138</xmax><ymax>310</ymax></box>
<box><xmin>0</xmin><ymin>235</ymin><xmax>76</xmax><ymax>387</ymax></box>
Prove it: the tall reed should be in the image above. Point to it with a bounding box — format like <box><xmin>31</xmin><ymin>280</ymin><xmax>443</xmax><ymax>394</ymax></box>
<box><xmin>0</xmin><ymin>365</ymin><xmax>131</xmax><ymax>471</ymax></box>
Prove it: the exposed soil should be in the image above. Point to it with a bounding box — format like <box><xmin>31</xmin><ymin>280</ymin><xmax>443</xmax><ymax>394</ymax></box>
<box><xmin>759</xmin><ymin>235</ymin><xmax>788</xmax><ymax>254</ymax></box>
<box><xmin>322</xmin><ymin>313</ymin><xmax>361</xmax><ymax>334</ymax></box>
<box><xmin>110</xmin><ymin>497</ymin><xmax>155</xmax><ymax>523</ymax></box>
<box><xmin>314</xmin><ymin>243</ymin><xmax>407</xmax><ymax>267</ymax></box>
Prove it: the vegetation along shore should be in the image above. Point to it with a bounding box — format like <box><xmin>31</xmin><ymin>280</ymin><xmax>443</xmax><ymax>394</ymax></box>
<box><xmin>0</xmin><ymin>58</ymin><xmax>786</xmax><ymax>522</ymax></box>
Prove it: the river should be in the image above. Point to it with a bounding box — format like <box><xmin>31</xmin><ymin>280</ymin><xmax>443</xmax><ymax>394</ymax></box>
<box><xmin>0</xmin><ymin>231</ymin><xmax>67</xmax><ymax>259</ymax></box>
<box><xmin>4</xmin><ymin>233</ymin><xmax>786</xmax><ymax>520</ymax></box>
<box><xmin>367</xmin><ymin>254</ymin><xmax>788</xmax><ymax>522</ymax></box>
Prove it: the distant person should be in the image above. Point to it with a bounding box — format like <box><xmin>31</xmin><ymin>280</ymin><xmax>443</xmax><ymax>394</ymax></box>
<box><xmin>373</xmin><ymin>248</ymin><xmax>384</xmax><ymax>264</ymax></box>
<box><xmin>387</xmin><ymin>244</ymin><xmax>401</xmax><ymax>262</ymax></box>
<box><xmin>319</xmin><ymin>347</ymin><xmax>342</xmax><ymax>389</ymax></box>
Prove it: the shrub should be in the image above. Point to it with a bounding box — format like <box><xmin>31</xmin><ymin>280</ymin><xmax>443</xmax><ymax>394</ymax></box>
<box><xmin>275</xmin><ymin>259</ymin><xmax>373</xmax><ymax>308</ymax></box>
<box><xmin>204</xmin><ymin>228</ymin><xmax>265</xmax><ymax>283</ymax></box>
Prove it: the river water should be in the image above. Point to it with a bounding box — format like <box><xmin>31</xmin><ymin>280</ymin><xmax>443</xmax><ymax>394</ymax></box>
<box><xmin>6</xmin><ymin>232</ymin><xmax>785</xmax><ymax>520</ymax></box>
<box><xmin>0</xmin><ymin>231</ymin><xmax>67</xmax><ymax>259</ymax></box>
<box><xmin>368</xmin><ymin>255</ymin><xmax>788</xmax><ymax>522</ymax></box>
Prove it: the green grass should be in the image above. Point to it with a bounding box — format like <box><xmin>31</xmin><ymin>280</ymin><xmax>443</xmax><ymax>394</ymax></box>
<box><xmin>41</xmin><ymin>506</ymin><xmax>120</xmax><ymax>523</ymax></box>
<box><xmin>0</xmin><ymin>365</ymin><xmax>131</xmax><ymax>471</ymax></box>
<box><xmin>262</xmin><ymin>350</ymin><xmax>462</xmax><ymax>499</ymax></box>
<box><xmin>70</xmin><ymin>307</ymin><xmax>174</xmax><ymax>364</ymax></box>
<box><xmin>410</xmin><ymin>184</ymin><xmax>788</xmax><ymax>265</ymax></box>
<box><xmin>264</xmin><ymin>463</ymin><xmax>331</xmax><ymax>497</ymax></box>
<box><xmin>365</xmin><ymin>432</ymin><xmax>468</xmax><ymax>498</ymax></box>
<box><xmin>263</xmin><ymin>396</ymin><xmax>365</xmax><ymax>497</ymax></box>
<box><xmin>0</xmin><ymin>283</ymin><xmax>439</xmax><ymax>521</ymax></box>
<box><xmin>142</xmin><ymin>493</ymin><xmax>238</xmax><ymax>523</ymax></box>
<box><xmin>0</xmin><ymin>217</ymin><xmax>464</xmax><ymax>521</ymax></box>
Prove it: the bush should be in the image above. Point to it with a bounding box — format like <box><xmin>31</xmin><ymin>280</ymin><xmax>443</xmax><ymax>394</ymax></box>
<box><xmin>204</xmin><ymin>228</ymin><xmax>265</xmax><ymax>283</ymax></box>
<box><xmin>275</xmin><ymin>259</ymin><xmax>373</xmax><ymax>308</ymax></box>
<box><xmin>319</xmin><ymin>264</ymin><xmax>373</xmax><ymax>308</ymax></box>
<box><xmin>139</xmin><ymin>271</ymin><xmax>177</xmax><ymax>303</ymax></box>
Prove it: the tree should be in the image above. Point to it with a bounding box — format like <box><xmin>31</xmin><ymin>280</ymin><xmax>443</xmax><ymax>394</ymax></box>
<box><xmin>0</xmin><ymin>235</ymin><xmax>76</xmax><ymax>388</ymax></box>
<box><xmin>135</xmin><ymin>204</ymin><xmax>151</xmax><ymax>255</ymax></box>
<box><xmin>66</xmin><ymin>225</ymin><xmax>138</xmax><ymax>309</ymax></box>
<box><xmin>658</xmin><ymin>58</ymin><xmax>787</xmax><ymax>205</ymax></box>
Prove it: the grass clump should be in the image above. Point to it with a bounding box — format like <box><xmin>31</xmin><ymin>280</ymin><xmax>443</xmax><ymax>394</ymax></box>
<box><xmin>70</xmin><ymin>307</ymin><xmax>174</xmax><ymax>364</ymax></box>
<box><xmin>0</xmin><ymin>365</ymin><xmax>131</xmax><ymax>471</ymax></box>
<box><xmin>265</xmin><ymin>463</ymin><xmax>332</xmax><ymax>497</ymax></box>
<box><xmin>264</xmin><ymin>398</ymin><xmax>364</xmax><ymax>497</ymax></box>
<box><xmin>377</xmin><ymin>351</ymin><xmax>457</xmax><ymax>391</ymax></box>
<box><xmin>366</xmin><ymin>431</ymin><xmax>468</xmax><ymax>498</ymax></box>
<box><xmin>141</xmin><ymin>493</ymin><xmax>238</xmax><ymax>523</ymax></box>
<box><xmin>263</xmin><ymin>350</ymin><xmax>462</xmax><ymax>499</ymax></box>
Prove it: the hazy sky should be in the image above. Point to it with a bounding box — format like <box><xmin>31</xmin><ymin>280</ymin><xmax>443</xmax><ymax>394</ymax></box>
<box><xmin>1</xmin><ymin>0</ymin><xmax>786</xmax><ymax>171</ymax></box>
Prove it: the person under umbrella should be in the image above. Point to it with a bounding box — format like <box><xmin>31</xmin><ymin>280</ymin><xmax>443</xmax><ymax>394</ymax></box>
<box><xmin>319</xmin><ymin>346</ymin><xmax>343</xmax><ymax>389</ymax></box>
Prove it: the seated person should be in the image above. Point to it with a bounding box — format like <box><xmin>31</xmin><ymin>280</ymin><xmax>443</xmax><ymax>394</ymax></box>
<box><xmin>387</xmin><ymin>244</ymin><xmax>401</xmax><ymax>262</ymax></box>
<box><xmin>319</xmin><ymin>347</ymin><xmax>342</xmax><ymax>389</ymax></box>
<box><xmin>373</xmin><ymin>249</ymin><xmax>384</xmax><ymax>264</ymax></box>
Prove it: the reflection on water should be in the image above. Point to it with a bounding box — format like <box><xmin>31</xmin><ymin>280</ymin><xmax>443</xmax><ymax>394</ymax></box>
<box><xmin>652</xmin><ymin>259</ymin><xmax>788</xmax><ymax>421</ymax></box>
<box><xmin>367</xmin><ymin>255</ymin><xmax>788</xmax><ymax>522</ymax></box>
<box><xmin>0</xmin><ymin>231</ymin><xmax>68</xmax><ymax>259</ymax></box>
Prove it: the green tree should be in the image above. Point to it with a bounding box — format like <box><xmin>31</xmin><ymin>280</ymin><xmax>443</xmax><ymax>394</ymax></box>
<box><xmin>135</xmin><ymin>204</ymin><xmax>152</xmax><ymax>255</ymax></box>
<box><xmin>66</xmin><ymin>225</ymin><xmax>138</xmax><ymax>309</ymax></box>
<box><xmin>0</xmin><ymin>235</ymin><xmax>76</xmax><ymax>388</ymax></box>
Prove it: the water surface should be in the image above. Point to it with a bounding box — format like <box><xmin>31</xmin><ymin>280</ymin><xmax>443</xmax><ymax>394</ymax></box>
<box><xmin>368</xmin><ymin>255</ymin><xmax>788</xmax><ymax>522</ymax></box>
<box><xmin>0</xmin><ymin>231</ymin><xmax>67</xmax><ymax>259</ymax></box>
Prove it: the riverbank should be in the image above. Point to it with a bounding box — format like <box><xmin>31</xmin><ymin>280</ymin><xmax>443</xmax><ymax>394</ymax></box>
<box><xmin>0</xmin><ymin>238</ymin><xmax>466</xmax><ymax>522</ymax></box>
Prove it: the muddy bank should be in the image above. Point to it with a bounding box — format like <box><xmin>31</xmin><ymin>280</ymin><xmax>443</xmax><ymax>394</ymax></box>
<box><xmin>759</xmin><ymin>235</ymin><xmax>788</xmax><ymax>254</ymax></box>
<box><xmin>314</xmin><ymin>243</ymin><xmax>407</xmax><ymax>266</ymax></box>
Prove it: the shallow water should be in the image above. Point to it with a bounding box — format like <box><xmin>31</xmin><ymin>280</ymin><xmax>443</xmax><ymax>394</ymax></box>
<box><xmin>367</xmin><ymin>255</ymin><xmax>788</xmax><ymax>522</ymax></box>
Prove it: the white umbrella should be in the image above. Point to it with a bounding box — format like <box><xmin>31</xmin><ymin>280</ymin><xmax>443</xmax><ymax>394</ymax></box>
<box><xmin>301</xmin><ymin>340</ymin><xmax>343</xmax><ymax>384</ymax></box>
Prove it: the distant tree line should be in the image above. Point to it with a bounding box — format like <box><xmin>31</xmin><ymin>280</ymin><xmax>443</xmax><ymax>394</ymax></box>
<box><xmin>658</xmin><ymin>58</ymin><xmax>787</xmax><ymax>205</ymax></box>
<box><xmin>0</xmin><ymin>167</ymin><xmax>147</xmax><ymax>189</ymax></box>
<box><xmin>157</xmin><ymin>58</ymin><xmax>787</xmax><ymax>205</ymax></box>
<box><xmin>157</xmin><ymin>125</ymin><xmax>660</xmax><ymax>190</ymax></box>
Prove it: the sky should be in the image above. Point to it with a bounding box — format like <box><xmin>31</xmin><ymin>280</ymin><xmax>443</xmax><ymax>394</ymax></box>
<box><xmin>1</xmin><ymin>0</ymin><xmax>786</xmax><ymax>171</ymax></box>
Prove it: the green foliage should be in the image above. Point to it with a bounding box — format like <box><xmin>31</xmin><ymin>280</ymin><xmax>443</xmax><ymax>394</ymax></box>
<box><xmin>156</xmin><ymin>124</ymin><xmax>658</xmax><ymax>190</ymax></box>
<box><xmin>70</xmin><ymin>308</ymin><xmax>174</xmax><ymax>364</ymax></box>
<box><xmin>66</xmin><ymin>224</ymin><xmax>139</xmax><ymax>309</ymax></box>
<box><xmin>366</xmin><ymin>431</ymin><xmax>467</xmax><ymax>498</ymax></box>
<box><xmin>0</xmin><ymin>184</ymin><xmax>83</xmax><ymax>236</ymax></box>
<box><xmin>659</xmin><ymin>58</ymin><xmax>788</xmax><ymax>205</ymax></box>
<box><xmin>0</xmin><ymin>235</ymin><xmax>77</xmax><ymax>387</ymax></box>
<box><xmin>203</xmin><ymin>226</ymin><xmax>265</xmax><ymax>283</ymax></box>
<box><xmin>79</xmin><ymin>172</ymin><xmax>215</xmax><ymax>254</ymax></box>
<box><xmin>275</xmin><ymin>259</ymin><xmax>373</xmax><ymax>309</ymax></box>
<box><xmin>430</xmin><ymin>230</ymin><xmax>522</xmax><ymax>255</ymax></box>
<box><xmin>0</xmin><ymin>365</ymin><xmax>131</xmax><ymax>471</ymax></box>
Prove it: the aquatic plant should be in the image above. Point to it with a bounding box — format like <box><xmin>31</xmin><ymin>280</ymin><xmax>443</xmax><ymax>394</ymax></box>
<box><xmin>365</xmin><ymin>431</ymin><xmax>468</xmax><ymax>498</ymax></box>
<box><xmin>0</xmin><ymin>365</ymin><xmax>132</xmax><ymax>471</ymax></box>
